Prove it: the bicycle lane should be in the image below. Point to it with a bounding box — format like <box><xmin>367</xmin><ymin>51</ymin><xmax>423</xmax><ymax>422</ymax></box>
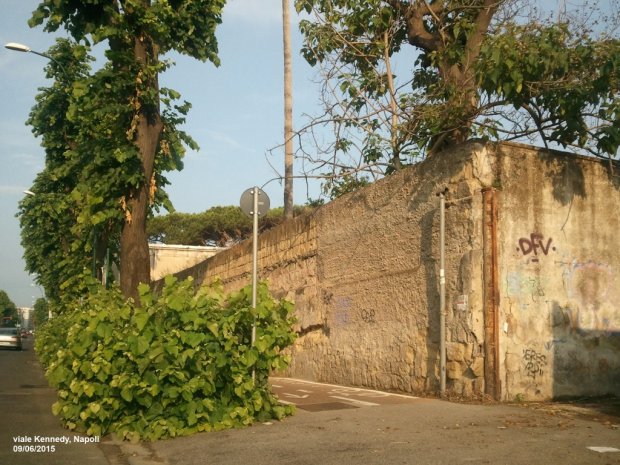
<box><xmin>269</xmin><ymin>377</ymin><xmax>420</xmax><ymax>412</ymax></box>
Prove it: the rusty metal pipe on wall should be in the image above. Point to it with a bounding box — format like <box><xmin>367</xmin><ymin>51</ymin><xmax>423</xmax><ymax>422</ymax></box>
<box><xmin>482</xmin><ymin>187</ymin><xmax>501</xmax><ymax>400</ymax></box>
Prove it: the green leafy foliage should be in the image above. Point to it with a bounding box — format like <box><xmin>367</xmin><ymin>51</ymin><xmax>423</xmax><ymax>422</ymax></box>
<box><xmin>25</xmin><ymin>1</ymin><xmax>226</xmax><ymax>301</ymax></box>
<box><xmin>33</xmin><ymin>298</ymin><xmax>50</xmax><ymax>327</ymax></box>
<box><xmin>35</xmin><ymin>278</ymin><xmax>296</xmax><ymax>441</ymax></box>
<box><xmin>294</xmin><ymin>0</ymin><xmax>619</xmax><ymax>193</ymax></box>
<box><xmin>18</xmin><ymin>30</ymin><xmax>203</xmax><ymax>303</ymax></box>
<box><xmin>322</xmin><ymin>172</ymin><xmax>370</xmax><ymax>200</ymax></box>
<box><xmin>148</xmin><ymin>205</ymin><xmax>314</xmax><ymax>246</ymax></box>
<box><xmin>477</xmin><ymin>22</ymin><xmax>620</xmax><ymax>156</ymax></box>
<box><xmin>0</xmin><ymin>291</ymin><xmax>18</xmax><ymax>326</ymax></box>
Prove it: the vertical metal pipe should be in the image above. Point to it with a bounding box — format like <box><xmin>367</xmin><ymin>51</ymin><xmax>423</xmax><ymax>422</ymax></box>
<box><xmin>251</xmin><ymin>187</ymin><xmax>259</xmax><ymax>381</ymax></box>
<box><xmin>439</xmin><ymin>193</ymin><xmax>446</xmax><ymax>396</ymax></box>
<box><xmin>482</xmin><ymin>187</ymin><xmax>501</xmax><ymax>400</ymax></box>
<box><xmin>251</xmin><ymin>187</ymin><xmax>259</xmax><ymax>346</ymax></box>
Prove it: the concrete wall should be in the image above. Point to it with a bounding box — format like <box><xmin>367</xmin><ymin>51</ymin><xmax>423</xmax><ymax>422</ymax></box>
<box><xmin>163</xmin><ymin>142</ymin><xmax>620</xmax><ymax>401</ymax></box>
<box><xmin>149</xmin><ymin>244</ymin><xmax>226</xmax><ymax>281</ymax></box>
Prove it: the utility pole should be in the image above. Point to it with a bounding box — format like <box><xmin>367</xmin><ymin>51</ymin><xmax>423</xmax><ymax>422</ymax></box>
<box><xmin>282</xmin><ymin>0</ymin><xmax>294</xmax><ymax>219</ymax></box>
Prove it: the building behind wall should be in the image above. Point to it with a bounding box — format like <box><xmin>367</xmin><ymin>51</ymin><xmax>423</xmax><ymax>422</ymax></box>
<box><xmin>160</xmin><ymin>141</ymin><xmax>620</xmax><ymax>401</ymax></box>
<box><xmin>149</xmin><ymin>244</ymin><xmax>226</xmax><ymax>281</ymax></box>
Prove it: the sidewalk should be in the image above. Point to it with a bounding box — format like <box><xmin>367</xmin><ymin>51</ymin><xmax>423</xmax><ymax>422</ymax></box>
<box><xmin>143</xmin><ymin>394</ymin><xmax>620</xmax><ymax>465</ymax></box>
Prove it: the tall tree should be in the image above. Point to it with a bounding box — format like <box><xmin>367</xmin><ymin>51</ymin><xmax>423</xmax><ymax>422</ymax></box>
<box><xmin>33</xmin><ymin>298</ymin><xmax>49</xmax><ymax>327</ymax></box>
<box><xmin>28</xmin><ymin>0</ymin><xmax>225</xmax><ymax>302</ymax></box>
<box><xmin>294</xmin><ymin>0</ymin><xmax>620</xmax><ymax>194</ymax></box>
<box><xmin>19</xmin><ymin>39</ymin><xmax>104</xmax><ymax>304</ymax></box>
<box><xmin>0</xmin><ymin>291</ymin><xmax>18</xmax><ymax>326</ymax></box>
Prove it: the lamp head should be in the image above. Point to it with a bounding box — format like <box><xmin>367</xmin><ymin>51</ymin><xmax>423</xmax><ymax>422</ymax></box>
<box><xmin>5</xmin><ymin>42</ymin><xmax>32</xmax><ymax>53</ymax></box>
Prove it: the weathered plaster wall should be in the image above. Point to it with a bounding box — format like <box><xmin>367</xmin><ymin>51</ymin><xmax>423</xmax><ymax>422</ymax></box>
<box><xmin>495</xmin><ymin>144</ymin><xmax>620</xmax><ymax>400</ymax></box>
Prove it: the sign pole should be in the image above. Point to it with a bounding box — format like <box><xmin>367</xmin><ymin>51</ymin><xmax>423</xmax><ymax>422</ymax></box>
<box><xmin>251</xmin><ymin>187</ymin><xmax>259</xmax><ymax>359</ymax></box>
<box><xmin>239</xmin><ymin>186</ymin><xmax>270</xmax><ymax>382</ymax></box>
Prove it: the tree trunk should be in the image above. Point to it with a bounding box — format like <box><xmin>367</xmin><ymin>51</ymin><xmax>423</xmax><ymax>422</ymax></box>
<box><xmin>282</xmin><ymin>0</ymin><xmax>294</xmax><ymax>219</ymax></box>
<box><xmin>119</xmin><ymin>35</ymin><xmax>163</xmax><ymax>303</ymax></box>
<box><xmin>401</xmin><ymin>0</ymin><xmax>501</xmax><ymax>154</ymax></box>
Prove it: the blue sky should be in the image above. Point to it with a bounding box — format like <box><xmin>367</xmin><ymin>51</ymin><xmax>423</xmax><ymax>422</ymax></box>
<box><xmin>1</xmin><ymin>0</ymin><xmax>321</xmax><ymax>307</ymax></box>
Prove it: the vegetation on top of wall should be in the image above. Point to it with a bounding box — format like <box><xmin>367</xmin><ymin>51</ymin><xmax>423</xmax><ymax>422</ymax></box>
<box><xmin>35</xmin><ymin>277</ymin><xmax>296</xmax><ymax>441</ymax></box>
<box><xmin>147</xmin><ymin>205</ymin><xmax>314</xmax><ymax>247</ymax></box>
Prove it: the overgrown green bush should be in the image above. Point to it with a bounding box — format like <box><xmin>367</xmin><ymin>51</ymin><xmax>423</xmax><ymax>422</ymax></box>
<box><xmin>35</xmin><ymin>277</ymin><xmax>296</xmax><ymax>441</ymax></box>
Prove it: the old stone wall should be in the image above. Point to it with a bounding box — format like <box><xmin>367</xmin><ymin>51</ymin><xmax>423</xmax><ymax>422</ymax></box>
<box><xmin>175</xmin><ymin>142</ymin><xmax>490</xmax><ymax>397</ymax></box>
<box><xmin>162</xmin><ymin>141</ymin><xmax>620</xmax><ymax>400</ymax></box>
<box><xmin>495</xmin><ymin>144</ymin><xmax>620</xmax><ymax>401</ymax></box>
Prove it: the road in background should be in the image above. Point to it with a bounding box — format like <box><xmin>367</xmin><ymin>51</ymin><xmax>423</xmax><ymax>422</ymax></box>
<box><xmin>0</xmin><ymin>338</ymin><xmax>109</xmax><ymax>465</ymax></box>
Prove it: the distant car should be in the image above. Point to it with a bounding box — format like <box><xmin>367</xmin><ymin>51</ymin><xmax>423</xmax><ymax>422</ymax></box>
<box><xmin>0</xmin><ymin>328</ymin><xmax>22</xmax><ymax>350</ymax></box>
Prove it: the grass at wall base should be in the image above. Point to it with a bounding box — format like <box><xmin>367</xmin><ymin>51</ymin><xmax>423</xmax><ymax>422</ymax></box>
<box><xmin>35</xmin><ymin>276</ymin><xmax>297</xmax><ymax>442</ymax></box>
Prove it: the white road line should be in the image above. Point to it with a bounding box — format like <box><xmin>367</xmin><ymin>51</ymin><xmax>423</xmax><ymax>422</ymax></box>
<box><xmin>282</xmin><ymin>393</ymin><xmax>310</xmax><ymax>399</ymax></box>
<box><xmin>330</xmin><ymin>395</ymin><xmax>379</xmax><ymax>407</ymax></box>
<box><xmin>271</xmin><ymin>377</ymin><xmax>418</xmax><ymax>400</ymax></box>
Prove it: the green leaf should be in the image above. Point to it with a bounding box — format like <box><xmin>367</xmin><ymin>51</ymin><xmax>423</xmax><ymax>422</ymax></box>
<box><xmin>83</xmin><ymin>383</ymin><xmax>95</xmax><ymax>397</ymax></box>
<box><xmin>134</xmin><ymin>312</ymin><xmax>150</xmax><ymax>332</ymax></box>
<box><xmin>37</xmin><ymin>278</ymin><xmax>296</xmax><ymax>440</ymax></box>
<box><xmin>206</xmin><ymin>322</ymin><xmax>219</xmax><ymax>337</ymax></box>
<box><xmin>120</xmin><ymin>388</ymin><xmax>133</xmax><ymax>402</ymax></box>
<box><xmin>52</xmin><ymin>401</ymin><xmax>63</xmax><ymax>416</ymax></box>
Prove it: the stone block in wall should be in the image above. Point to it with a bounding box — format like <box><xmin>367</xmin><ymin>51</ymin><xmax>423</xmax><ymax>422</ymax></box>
<box><xmin>461</xmin><ymin>379</ymin><xmax>474</xmax><ymax>398</ymax></box>
<box><xmin>470</xmin><ymin>356</ymin><xmax>485</xmax><ymax>378</ymax></box>
<box><xmin>414</xmin><ymin>350</ymin><xmax>428</xmax><ymax>378</ymax></box>
<box><xmin>473</xmin><ymin>377</ymin><xmax>485</xmax><ymax>395</ymax></box>
<box><xmin>454</xmin><ymin>325</ymin><xmax>469</xmax><ymax>343</ymax></box>
<box><xmin>447</xmin><ymin>361</ymin><xmax>463</xmax><ymax>380</ymax></box>
<box><xmin>446</xmin><ymin>342</ymin><xmax>465</xmax><ymax>362</ymax></box>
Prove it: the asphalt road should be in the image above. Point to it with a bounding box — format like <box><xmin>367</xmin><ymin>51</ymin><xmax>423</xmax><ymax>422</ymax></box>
<box><xmin>0</xmin><ymin>338</ymin><xmax>109</xmax><ymax>465</ymax></box>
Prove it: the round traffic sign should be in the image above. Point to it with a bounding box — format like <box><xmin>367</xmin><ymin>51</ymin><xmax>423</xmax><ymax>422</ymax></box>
<box><xmin>240</xmin><ymin>187</ymin><xmax>270</xmax><ymax>217</ymax></box>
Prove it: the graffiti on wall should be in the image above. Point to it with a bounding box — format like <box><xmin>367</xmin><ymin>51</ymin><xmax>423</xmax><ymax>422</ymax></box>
<box><xmin>333</xmin><ymin>296</ymin><xmax>352</xmax><ymax>326</ymax></box>
<box><xmin>558</xmin><ymin>260</ymin><xmax>619</xmax><ymax>333</ymax></box>
<box><xmin>361</xmin><ymin>309</ymin><xmax>376</xmax><ymax>324</ymax></box>
<box><xmin>522</xmin><ymin>347</ymin><xmax>547</xmax><ymax>378</ymax></box>
<box><xmin>516</xmin><ymin>233</ymin><xmax>556</xmax><ymax>262</ymax></box>
<box><xmin>506</xmin><ymin>272</ymin><xmax>546</xmax><ymax>303</ymax></box>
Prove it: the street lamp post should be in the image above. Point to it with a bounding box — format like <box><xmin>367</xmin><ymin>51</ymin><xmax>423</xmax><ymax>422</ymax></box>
<box><xmin>5</xmin><ymin>42</ymin><xmax>67</xmax><ymax>76</ymax></box>
<box><xmin>5</xmin><ymin>42</ymin><xmax>53</xmax><ymax>59</ymax></box>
